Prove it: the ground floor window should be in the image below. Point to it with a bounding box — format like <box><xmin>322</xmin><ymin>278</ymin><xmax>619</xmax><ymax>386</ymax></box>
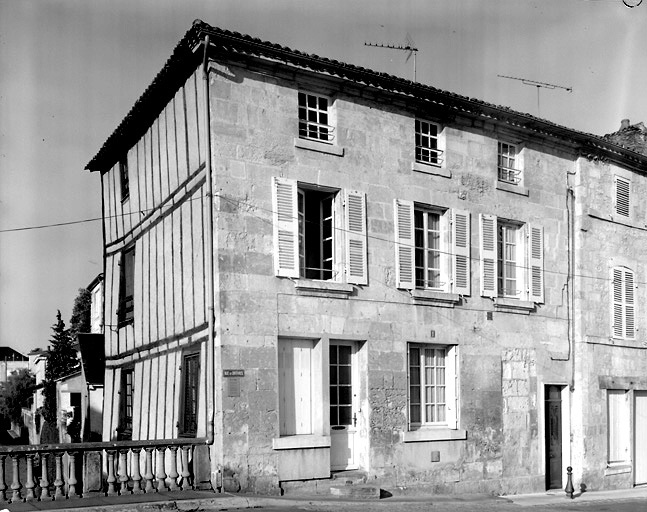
<box><xmin>180</xmin><ymin>352</ymin><xmax>200</xmax><ymax>437</ymax></box>
<box><xmin>117</xmin><ymin>368</ymin><xmax>134</xmax><ymax>440</ymax></box>
<box><xmin>607</xmin><ymin>389</ymin><xmax>630</xmax><ymax>464</ymax></box>
<box><xmin>278</xmin><ymin>338</ymin><xmax>316</xmax><ymax>436</ymax></box>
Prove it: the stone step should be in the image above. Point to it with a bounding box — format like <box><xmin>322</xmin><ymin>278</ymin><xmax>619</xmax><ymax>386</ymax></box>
<box><xmin>330</xmin><ymin>484</ymin><xmax>381</xmax><ymax>499</ymax></box>
<box><xmin>331</xmin><ymin>470</ymin><xmax>368</xmax><ymax>484</ymax></box>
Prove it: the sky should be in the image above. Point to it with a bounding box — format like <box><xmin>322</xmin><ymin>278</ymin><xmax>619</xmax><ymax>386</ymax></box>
<box><xmin>1</xmin><ymin>0</ymin><xmax>646</xmax><ymax>354</ymax></box>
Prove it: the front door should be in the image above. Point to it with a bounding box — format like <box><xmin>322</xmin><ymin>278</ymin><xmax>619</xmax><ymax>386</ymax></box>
<box><xmin>545</xmin><ymin>385</ymin><xmax>563</xmax><ymax>489</ymax></box>
<box><xmin>636</xmin><ymin>391</ymin><xmax>647</xmax><ymax>485</ymax></box>
<box><xmin>330</xmin><ymin>341</ymin><xmax>358</xmax><ymax>470</ymax></box>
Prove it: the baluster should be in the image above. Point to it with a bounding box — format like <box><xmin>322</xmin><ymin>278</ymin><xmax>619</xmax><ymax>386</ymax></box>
<box><xmin>0</xmin><ymin>454</ymin><xmax>7</xmax><ymax>502</ymax></box>
<box><xmin>67</xmin><ymin>452</ymin><xmax>79</xmax><ymax>498</ymax></box>
<box><xmin>53</xmin><ymin>453</ymin><xmax>64</xmax><ymax>500</ymax></box>
<box><xmin>130</xmin><ymin>449</ymin><xmax>144</xmax><ymax>494</ymax></box>
<box><xmin>24</xmin><ymin>455</ymin><xmax>35</xmax><ymax>501</ymax></box>
<box><xmin>10</xmin><ymin>454</ymin><xmax>22</xmax><ymax>502</ymax></box>
<box><xmin>118</xmin><ymin>449</ymin><xmax>130</xmax><ymax>495</ymax></box>
<box><xmin>39</xmin><ymin>453</ymin><xmax>50</xmax><ymax>500</ymax></box>
<box><xmin>180</xmin><ymin>446</ymin><xmax>192</xmax><ymax>490</ymax></box>
<box><xmin>106</xmin><ymin>450</ymin><xmax>118</xmax><ymax>496</ymax></box>
<box><xmin>143</xmin><ymin>448</ymin><xmax>155</xmax><ymax>493</ymax></box>
<box><xmin>167</xmin><ymin>446</ymin><xmax>179</xmax><ymax>491</ymax></box>
<box><xmin>155</xmin><ymin>447</ymin><xmax>168</xmax><ymax>492</ymax></box>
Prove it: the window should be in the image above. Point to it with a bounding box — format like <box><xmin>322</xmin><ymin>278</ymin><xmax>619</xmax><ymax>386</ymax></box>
<box><xmin>611</xmin><ymin>267</ymin><xmax>635</xmax><ymax>339</ymax></box>
<box><xmin>408</xmin><ymin>344</ymin><xmax>457</xmax><ymax>429</ymax></box>
<box><xmin>117</xmin><ymin>368</ymin><xmax>134</xmax><ymax>440</ymax></box>
<box><xmin>394</xmin><ymin>200</ymin><xmax>470</xmax><ymax>295</ymax></box>
<box><xmin>480</xmin><ymin>214</ymin><xmax>544</xmax><ymax>302</ymax></box>
<box><xmin>118</xmin><ymin>247</ymin><xmax>135</xmax><ymax>326</ymax></box>
<box><xmin>498</xmin><ymin>142</ymin><xmax>521</xmax><ymax>185</ymax></box>
<box><xmin>272</xmin><ymin>177</ymin><xmax>367</xmax><ymax>284</ymax></box>
<box><xmin>298</xmin><ymin>92</ymin><xmax>334</xmax><ymax>144</ymax></box>
<box><xmin>119</xmin><ymin>157</ymin><xmax>130</xmax><ymax>202</ymax></box>
<box><xmin>415</xmin><ymin>120</ymin><xmax>443</xmax><ymax>166</ymax></box>
<box><xmin>180</xmin><ymin>353</ymin><xmax>200</xmax><ymax>437</ymax></box>
<box><xmin>614</xmin><ymin>176</ymin><xmax>630</xmax><ymax>218</ymax></box>
<box><xmin>278</xmin><ymin>339</ymin><xmax>315</xmax><ymax>436</ymax></box>
<box><xmin>607</xmin><ymin>389</ymin><xmax>630</xmax><ymax>464</ymax></box>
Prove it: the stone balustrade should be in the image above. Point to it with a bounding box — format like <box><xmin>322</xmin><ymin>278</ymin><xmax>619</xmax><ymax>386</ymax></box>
<box><xmin>0</xmin><ymin>438</ymin><xmax>206</xmax><ymax>502</ymax></box>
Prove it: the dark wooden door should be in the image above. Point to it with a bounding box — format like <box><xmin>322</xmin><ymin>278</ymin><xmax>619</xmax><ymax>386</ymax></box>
<box><xmin>545</xmin><ymin>385</ymin><xmax>562</xmax><ymax>489</ymax></box>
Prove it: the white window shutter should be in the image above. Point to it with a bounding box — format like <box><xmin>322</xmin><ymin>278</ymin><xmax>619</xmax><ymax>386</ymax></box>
<box><xmin>272</xmin><ymin>177</ymin><xmax>299</xmax><ymax>278</ymax></box>
<box><xmin>528</xmin><ymin>224</ymin><xmax>544</xmax><ymax>303</ymax></box>
<box><xmin>452</xmin><ymin>209</ymin><xmax>471</xmax><ymax>296</ymax></box>
<box><xmin>394</xmin><ymin>199</ymin><xmax>415</xmax><ymax>289</ymax></box>
<box><xmin>612</xmin><ymin>268</ymin><xmax>624</xmax><ymax>338</ymax></box>
<box><xmin>445</xmin><ymin>345</ymin><xmax>458</xmax><ymax>429</ymax></box>
<box><xmin>345</xmin><ymin>190</ymin><xmax>368</xmax><ymax>285</ymax></box>
<box><xmin>614</xmin><ymin>176</ymin><xmax>630</xmax><ymax>218</ymax></box>
<box><xmin>479</xmin><ymin>213</ymin><xmax>497</xmax><ymax>298</ymax></box>
<box><xmin>624</xmin><ymin>269</ymin><xmax>635</xmax><ymax>339</ymax></box>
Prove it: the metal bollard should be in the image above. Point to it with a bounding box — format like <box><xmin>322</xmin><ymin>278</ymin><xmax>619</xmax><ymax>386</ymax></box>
<box><xmin>565</xmin><ymin>466</ymin><xmax>574</xmax><ymax>499</ymax></box>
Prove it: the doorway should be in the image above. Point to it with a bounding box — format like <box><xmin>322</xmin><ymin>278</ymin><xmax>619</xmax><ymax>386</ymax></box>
<box><xmin>635</xmin><ymin>391</ymin><xmax>647</xmax><ymax>485</ymax></box>
<box><xmin>329</xmin><ymin>341</ymin><xmax>359</xmax><ymax>470</ymax></box>
<box><xmin>545</xmin><ymin>385</ymin><xmax>563</xmax><ymax>489</ymax></box>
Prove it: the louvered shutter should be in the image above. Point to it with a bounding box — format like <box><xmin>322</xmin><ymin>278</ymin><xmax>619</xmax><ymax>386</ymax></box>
<box><xmin>614</xmin><ymin>176</ymin><xmax>630</xmax><ymax>218</ymax></box>
<box><xmin>345</xmin><ymin>190</ymin><xmax>368</xmax><ymax>285</ymax></box>
<box><xmin>445</xmin><ymin>345</ymin><xmax>458</xmax><ymax>429</ymax></box>
<box><xmin>625</xmin><ymin>269</ymin><xmax>635</xmax><ymax>339</ymax></box>
<box><xmin>394</xmin><ymin>199</ymin><xmax>415</xmax><ymax>289</ymax></box>
<box><xmin>479</xmin><ymin>214</ymin><xmax>497</xmax><ymax>298</ymax></box>
<box><xmin>612</xmin><ymin>268</ymin><xmax>624</xmax><ymax>338</ymax></box>
<box><xmin>272</xmin><ymin>177</ymin><xmax>299</xmax><ymax>278</ymax></box>
<box><xmin>452</xmin><ymin>210</ymin><xmax>471</xmax><ymax>296</ymax></box>
<box><xmin>528</xmin><ymin>224</ymin><xmax>544</xmax><ymax>303</ymax></box>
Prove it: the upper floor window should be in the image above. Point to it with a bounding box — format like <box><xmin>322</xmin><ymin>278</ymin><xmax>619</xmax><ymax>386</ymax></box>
<box><xmin>408</xmin><ymin>344</ymin><xmax>458</xmax><ymax>429</ymax></box>
<box><xmin>497</xmin><ymin>142</ymin><xmax>521</xmax><ymax>185</ymax></box>
<box><xmin>479</xmin><ymin>214</ymin><xmax>544</xmax><ymax>303</ymax></box>
<box><xmin>118</xmin><ymin>247</ymin><xmax>135</xmax><ymax>326</ymax></box>
<box><xmin>611</xmin><ymin>266</ymin><xmax>635</xmax><ymax>339</ymax></box>
<box><xmin>395</xmin><ymin>200</ymin><xmax>470</xmax><ymax>296</ymax></box>
<box><xmin>119</xmin><ymin>157</ymin><xmax>130</xmax><ymax>202</ymax></box>
<box><xmin>614</xmin><ymin>176</ymin><xmax>630</xmax><ymax>218</ymax></box>
<box><xmin>298</xmin><ymin>92</ymin><xmax>334</xmax><ymax>144</ymax></box>
<box><xmin>272</xmin><ymin>177</ymin><xmax>367</xmax><ymax>284</ymax></box>
<box><xmin>415</xmin><ymin>120</ymin><xmax>443</xmax><ymax>166</ymax></box>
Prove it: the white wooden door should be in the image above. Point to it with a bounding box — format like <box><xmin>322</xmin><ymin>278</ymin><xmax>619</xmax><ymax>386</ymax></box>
<box><xmin>330</xmin><ymin>341</ymin><xmax>358</xmax><ymax>470</ymax></box>
<box><xmin>635</xmin><ymin>391</ymin><xmax>647</xmax><ymax>485</ymax></box>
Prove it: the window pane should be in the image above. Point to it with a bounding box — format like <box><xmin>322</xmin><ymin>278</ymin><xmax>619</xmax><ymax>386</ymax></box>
<box><xmin>330</xmin><ymin>407</ymin><xmax>338</xmax><ymax>427</ymax></box>
<box><xmin>339</xmin><ymin>406</ymin><xmax>352</xmax><ymax>425</ymax></box>
<box><xmin>338</xmin><ymin>366</ymin><xmax>351</xmax><ymax>385</ymax></box>
<box><xmin>339</xmin><ymin>346</ymin><xmax>351</xmax><ymax>365</ymax></box>
<box><xmin>339</xmin><ymin>386</ymin><xmax>352</xmax><ymax>406</ymax></box>
<box><xmin>410</xmin><ymin>404</ymin><xmax>421</xmax><ymax>424</ymax></box>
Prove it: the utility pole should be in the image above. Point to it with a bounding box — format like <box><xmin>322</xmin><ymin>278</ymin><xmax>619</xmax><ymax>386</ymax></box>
<box><xmin>498</xmin><ymin>75</ymin><xmax>572</xmax><ymax>117</ymax></box>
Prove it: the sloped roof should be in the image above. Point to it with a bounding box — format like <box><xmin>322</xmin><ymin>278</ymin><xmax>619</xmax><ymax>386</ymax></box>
<box><xmin>85</xmin><ymin>19</ymin><xmax>647</xmax><ymax>174</ymax></box>
<box><xmin>604</xmin><ymin>119</ymin><xmax>647</xmax><ymax>156</ymax></box>
<box><xmin>0</xmin><ymin>347</ymin><xmax>28</xmax><ymax>361</ymax></box>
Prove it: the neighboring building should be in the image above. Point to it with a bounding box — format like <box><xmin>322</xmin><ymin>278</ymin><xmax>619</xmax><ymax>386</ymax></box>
<box><xmin>0</xmin><ymin>347</ymin><xmax>29</xmax><ymax>383</ymax></box>
<box><xmin>85</xmin><ymin>21</ymin><xmax>647</xmax><ymax>494</ymax></box>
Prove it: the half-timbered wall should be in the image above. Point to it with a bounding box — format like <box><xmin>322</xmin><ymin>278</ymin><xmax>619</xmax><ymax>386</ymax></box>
<box><xmin>101</xmin><ymin>68</ymin><xmax>208</xmax><ymax>441</ymax></box>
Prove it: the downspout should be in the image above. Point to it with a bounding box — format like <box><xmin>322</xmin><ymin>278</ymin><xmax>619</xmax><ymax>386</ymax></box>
<box><xmin>202</xmin><ymin>34</ymin><xmax>216</xmax><ymax>446</ymax></box>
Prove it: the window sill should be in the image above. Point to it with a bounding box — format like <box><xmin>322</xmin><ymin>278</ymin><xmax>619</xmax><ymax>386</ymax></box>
<box><xmin>604</xmin><ymin>464</ymin><xmax>632</xmax><ymax>476</ymax></box>
<box><xmin>294</xmin><ymin>280</ymin><xmax>354</xmax><ymax>299</ymax></box>
<box><xmin>272</xmin><ymin>434</ymin><xmax>331</xmax><ymax>450</ymax></box>
<box><xmin>496</xmin><ymin>181</ymin><xmax>529</xmax><ymax>196</ymax></box>
<box><xmin>294</xmin><ymin>137</ymin><xmax>344</xmax><ymax>157</ymax></box>
<box><xmin>493</xmin><ymin>298</ymin><xmax>535</xmax><ymax>315</ymax></box>
<box><xmin>588</xmin><ymin>209</ymin><xmax>647</xmax><ymax>231</ymax></box>
<box><xmin>410</xmin><ymin>289</ymin><xmax>460</xmax><ymax>308</ymax></box>
<box><xmin>411</xmin><ymin>161</ymin><xmax>451</xmax><ymax>178</ymax></box>
<box><xmin>402</xmin><ymin>428</ymin><xmax>467</xmax><ymax>443</ymax></box>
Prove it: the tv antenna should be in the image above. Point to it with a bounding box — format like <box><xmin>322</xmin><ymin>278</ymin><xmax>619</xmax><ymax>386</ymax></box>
<box><xmin>498</xmin><ymin>75</ymin><xmax>572</xmax><ymax>117</ymax></box>
<box><xmin>365</xmin><ymin>33</ymin><xmax>418</xmax><ymax>82</ymax></box>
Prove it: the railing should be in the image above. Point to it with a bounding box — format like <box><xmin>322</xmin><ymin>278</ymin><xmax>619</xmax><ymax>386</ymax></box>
<box><xmin>0</xmin><ymin>438</ymin><xmax>207</xmax><ymax>503</ymax></box>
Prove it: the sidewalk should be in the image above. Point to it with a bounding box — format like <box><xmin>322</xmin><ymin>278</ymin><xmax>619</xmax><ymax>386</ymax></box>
<box><xmin>3</xmin><ymin>485</ymin><xmax>647</xmax><ymax>511</ymax></box>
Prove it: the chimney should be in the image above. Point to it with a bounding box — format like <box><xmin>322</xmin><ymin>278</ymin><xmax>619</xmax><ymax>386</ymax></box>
<box><xmin>620</xmin><ymin>119</ymin><xmax>630</xmax><ymax>130</ymax></box>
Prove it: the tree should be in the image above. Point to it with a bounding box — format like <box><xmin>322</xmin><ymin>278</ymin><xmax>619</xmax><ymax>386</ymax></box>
<box><xmin>42</xmin><ymin>310</ymin><xmax>78</xmax><ymax>425</ymax></box>
<box><xmin>69</xmin><ymin>288</ymin><xmax>92</xmax><ymax>339</ymax></box>
<box><xmin>0</xmin><ymin>369</ymin><xmax>36</xmax><ymax>424</ymax></box>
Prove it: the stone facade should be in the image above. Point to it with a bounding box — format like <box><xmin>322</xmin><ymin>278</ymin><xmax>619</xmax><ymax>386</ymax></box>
<box><xmin>87</xmin><ymin>22</ymin><xmax>647</xmax><ymax>496</ymax></box>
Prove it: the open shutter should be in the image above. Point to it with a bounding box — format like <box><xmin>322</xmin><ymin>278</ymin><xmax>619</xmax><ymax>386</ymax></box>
<box><xmin>528</xmin><ymin>224</ymin><xmax>544</xmax><ymax>303</ymax></box>
<box><xmin>272</xmin><ymin>177</ymin><xmax>299</xmax><ymax>278</ymax></box>
<box><xmin>452</xmin><ymin>209</ymin><xmax>471</xmax><ymax>296</ymax></box>
<box><xmin>624</xmin><ymin>269</ymin><xmax>635</xmax><ymax>339</ymax></box>
<box><xmin>445</xmin><ymin>345</ymin><xmax>458</xmax><ymax>429</ymax></box>
<box><xmin>612</xmin><ymin>268</ymin><xmax>624</xmax><ymax>338</ymax></box>
<box><xmin>345</xmin><ymin>190</ymin><xmax>368</xmax><ymax>285</ymax></box>
<box><xmin>394</xmin><ymin>199</ymin><xmax>415</xmax><ymax>289</ymax></box>
<box><xmin>479</xmin><ymin>214</ymin><xmax>497</xmax><ymax>298</ymax></box>
<box><xmin>614</xmin><ymin>176</ymin><xmax>630</xmax><ymax>218</ymax></box>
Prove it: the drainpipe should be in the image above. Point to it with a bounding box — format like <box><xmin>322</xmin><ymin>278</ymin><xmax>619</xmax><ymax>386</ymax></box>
<box><xmin>202</xmin><ymin>33</ymin><xmax>216</xmax><ymax>447</ymax></box>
